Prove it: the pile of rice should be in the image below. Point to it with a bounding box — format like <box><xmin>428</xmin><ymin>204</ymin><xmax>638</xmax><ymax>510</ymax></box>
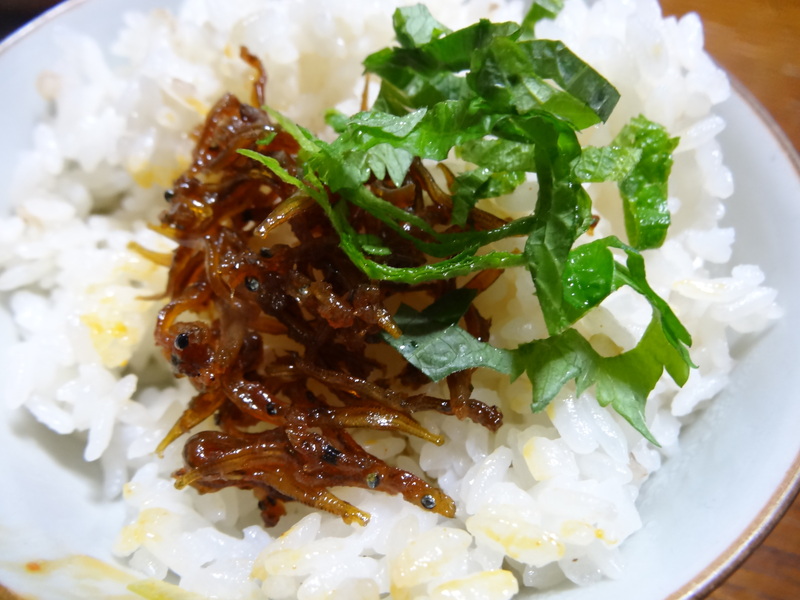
<box><xmin>0</xmin><ymin>0</ymin><xmax>781</xmax><ymax>598</ymax></box>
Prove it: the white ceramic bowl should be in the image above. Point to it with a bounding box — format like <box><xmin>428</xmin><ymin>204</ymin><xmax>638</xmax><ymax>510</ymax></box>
<box><xmin>0</xmin><ymin>1</ymin><xmax>798</xmax><ymax>599</ymax></box>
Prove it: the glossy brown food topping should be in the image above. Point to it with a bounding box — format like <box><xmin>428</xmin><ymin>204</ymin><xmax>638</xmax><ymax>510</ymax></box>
<box><xmin>145</xmin><ymin>57</ymin><xmax>504</xmax><ymax>526</ymax></box>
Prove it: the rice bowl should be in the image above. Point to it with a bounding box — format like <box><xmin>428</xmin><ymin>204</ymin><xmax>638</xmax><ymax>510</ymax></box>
<box><xmin>0</xmin><ymin>1</ymin><xmax>798</xmax><ymax>599</ymax></box>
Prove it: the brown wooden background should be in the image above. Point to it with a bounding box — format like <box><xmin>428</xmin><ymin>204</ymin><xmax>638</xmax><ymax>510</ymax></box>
<box><xmin>1</xmin><ymin>1</ymin><xmax>798</xmax><ymax>599</ymax></box>
<box><xmin>658</xmin><ymin>2</ymin><xmax>800</xmax><ymax>598</ymax></box>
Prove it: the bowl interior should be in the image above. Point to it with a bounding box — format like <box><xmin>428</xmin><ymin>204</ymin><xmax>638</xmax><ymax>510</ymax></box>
<box><xmin>1</xmin><ymin>2</ymin><xmax>799</xmax><ymax>599</ymax></box>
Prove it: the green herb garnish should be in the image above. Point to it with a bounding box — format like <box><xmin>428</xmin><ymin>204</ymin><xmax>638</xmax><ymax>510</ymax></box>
<box><xmin>239</xmin><ymin>3</ymin><xmax>692</xmax><ymax>444</ymax></box>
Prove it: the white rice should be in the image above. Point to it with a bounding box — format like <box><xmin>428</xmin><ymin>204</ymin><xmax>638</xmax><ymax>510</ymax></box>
<box><xmin>0</xmin><ymin>0</ymin><xmax>782</xmax><ymax>598</ymax></box>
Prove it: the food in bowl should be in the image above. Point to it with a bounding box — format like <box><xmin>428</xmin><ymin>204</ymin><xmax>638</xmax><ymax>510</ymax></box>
<box><xmin>0</xmin><ymin>0</ymin><xmax>781</xmax><ymax>598</ymax></box>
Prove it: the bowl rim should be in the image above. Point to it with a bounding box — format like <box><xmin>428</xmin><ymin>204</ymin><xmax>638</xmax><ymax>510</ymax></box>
<box><xmin>0</xmin><ymin>1</ymin><xmax>799</xmax><ymax>599</ymax></box>
<box><xmin>0</xmin><ymin>0</ymin><xmax>92</xmax><ymax>54</ymax></box>
<box><xmin>667</xmin><ymin>77</ymin><xmax>800</xmax><ymax>600</ymax></box>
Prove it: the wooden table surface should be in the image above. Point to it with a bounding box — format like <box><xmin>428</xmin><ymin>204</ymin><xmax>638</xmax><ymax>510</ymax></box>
<box><xmin>657</xmin><ymin>2</ymin><xmax>800</xmax><ymax>598</ymax></box>
<box><xmin>1</xmin><ymin>1</ymin><xmax>798</xmax><ymax>599</ymax></box>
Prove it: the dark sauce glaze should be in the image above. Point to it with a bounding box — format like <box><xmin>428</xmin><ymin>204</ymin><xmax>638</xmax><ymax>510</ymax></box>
<box><xmin>144</xmin><ymin>51</ymin><xmax>505</xmax><ymax>527</ymax></box>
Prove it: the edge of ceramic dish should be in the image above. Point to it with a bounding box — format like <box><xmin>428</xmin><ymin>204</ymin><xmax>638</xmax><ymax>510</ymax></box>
<box><xmin>1</xmin><ymin>2</ymin><xmax>798</xmax><ymax>599</ymax></box>
<box><xmin>0</xmin><ymin>0</ymin><xmax>89</xmax><ymax>53</ymax></box>
<box><xmin>668</xmin><ymin>78</ymin><xmax>800</xmax><ymax>600</ymax></box>
<box><xmin>0</xmin><ymin>5</ymin><xmax>94</xmax><ymax>599</ymax></box>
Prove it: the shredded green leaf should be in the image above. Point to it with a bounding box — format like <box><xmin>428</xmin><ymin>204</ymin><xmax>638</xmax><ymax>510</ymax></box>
<box><xmin>238</xmin><ymin>4</ymin><xmax>692</xmax><ymax>444</ymax></box>
<box><xmin>384</xmin><ymin>289</ymin><xmax>516</xmax><ymax>381</ymax></box>
<box><xmin>571</xmin><ymin>146</ymin><xmax>642</xmax><ymax>182</ymax></box>
<box><xmin>613</xmin><ymin>115</ymin><xmax>680</xmax><ymax>249</ymax></box>
<box><xmin>392</xmin><ymin>4</ymin><xmax>452</xmax><ymax>48</ymax></box>
<box><xmin>512</xmin><ymin>316</ymin><xmax>686</xmax><ymax>447</ymax></box>
<box><xmin>521</xmin><ymin>0</ymin><xmax>566</xmax><ymax>35</ymax></box>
